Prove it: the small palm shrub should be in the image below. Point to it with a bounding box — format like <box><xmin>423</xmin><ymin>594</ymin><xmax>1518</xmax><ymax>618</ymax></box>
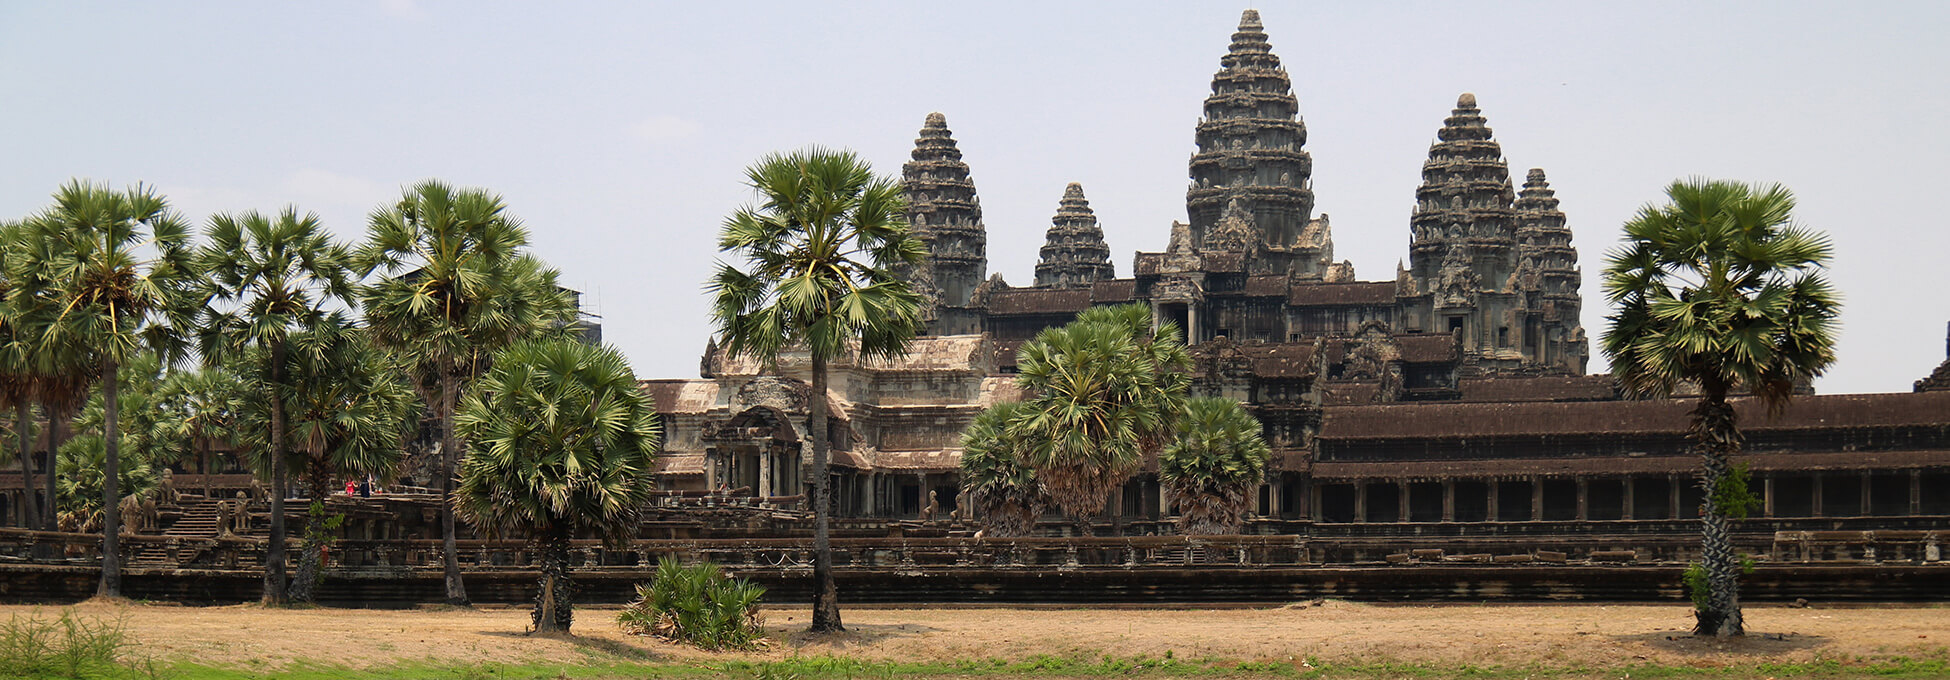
<box><xmin>619</xmin><ymin>558</ymin><xmax>766</xmax><ymax>650</ymax></box>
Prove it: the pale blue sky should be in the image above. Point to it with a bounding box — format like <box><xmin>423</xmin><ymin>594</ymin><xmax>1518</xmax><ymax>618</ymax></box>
<box><xmin>4</xmin><ymin>1</ymin><xmax>1947</xmax><ymax>394</ymax></box>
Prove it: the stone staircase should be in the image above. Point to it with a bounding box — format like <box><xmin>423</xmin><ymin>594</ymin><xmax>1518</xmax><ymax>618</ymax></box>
<box><xmin>131</xmin><ymin>497</ymin><xmax>223</xmax><ymax>566</ymax></box>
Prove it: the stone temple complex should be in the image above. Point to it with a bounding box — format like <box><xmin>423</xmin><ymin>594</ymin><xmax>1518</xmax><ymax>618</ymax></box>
<box><xmin>631</xmin><ymin>9</ymin><xmax>1950</xmax><ymax>530</ymax></box>
<box><xmin>2</xmin><ymin>13</ymin><xmax>1946</xmax><ymax>591</ymax></box>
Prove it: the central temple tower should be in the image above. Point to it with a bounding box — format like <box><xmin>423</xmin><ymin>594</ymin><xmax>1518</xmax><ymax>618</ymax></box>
<box><xmin>1185</xmin><ymin>9</ymin><xmax>1332</xmax><ymax>279</ymax></box>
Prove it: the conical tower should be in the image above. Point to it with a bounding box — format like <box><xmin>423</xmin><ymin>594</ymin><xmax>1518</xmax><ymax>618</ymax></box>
<box><xmin>1035</xmin><ymin>183</ymin><xmax>1115</xmax><ymax>287</ymax></box>
<box><xmin>1401</xmin><ymin>93</ymin><xmax>1521</xmax><ymax>365</ymax></box>
<box><xmin>902</xmin><ymin>112</ymin><xmax>988</xmax><ymax>335</ymax></box>
<box><xmin>1186</xmin><ymin>9</ymin><xmax>1327</xmax><ymax>277</ymax></box>
<box><xmin>1514</xmin><ymin>168</ymin><xmax>1587</xmax><ymax>373</ymax></box>
<box><xmin>1408</xmin><ymin>93</ymin><xmax>1517</xmax><ymax>291</ymax></box>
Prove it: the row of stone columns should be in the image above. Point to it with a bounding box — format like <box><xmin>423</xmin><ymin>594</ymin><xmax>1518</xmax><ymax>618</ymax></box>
<box><xmin>1308</xmin><ymin>468</ymin><xmax>1933</xmax><ymax>522</ymax></box>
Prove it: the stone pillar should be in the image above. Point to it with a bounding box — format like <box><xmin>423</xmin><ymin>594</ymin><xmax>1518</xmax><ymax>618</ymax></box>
<box><xmin>1669</xmin><ymin>474</ymin><xmax>1683</xmax><ymax>520</ymax></box>
<box><xmin>1354</xmin><ymin>482</ymin><xmax>1369</xmax><ymax>523</ymax></box>
<box><xmin>1861</xmin><ymin>473</ymin><xmax>1873</xmax><ymax>517</ymax></box>
<box><xmin>1812</xmin><ymin>474</ymin><xmax>1824</xmax><ymax>517</ymax></box>
<box><xmin>1298</xmin><ymin>476</ymin><xmax>1314</xmax><ymax>521</ymax></box>
<box><xmin>1397</xmin><ymin>481</ymin><xmax>1411</xmax><ymax>523</ymax></box>
<box><xmin>863</xmin><ymin>472</ymin><xmax>876</xmax><ymax>516</ymax></box>
<box><xmin>1622</xmin><ymin>478</ymin><xmax>1635</xmax><ymax>520</ymax></box>
<box><xmin>1763</xmin><ymin>475</ymin><xmax>1775</xmax><ymax>517</ymax></box>
<box><xmin>1441</xmin><ymin>480</ymin><xmax>1456</xmax><ymax>522</ymax></box>
<box><xmin>1159</xmin><ymin>480</ymin><xmax>1171</xmax><ymax>519</ymax></box>
<box><xmin>1530</xmin><ymin>475</ymin><xmax>1544</xmax><ymax>521</ymax></box>
<box><xmin>1486</xmin><ymin>481</ymin><xmax>1501</xmax><ymax>522</ymax></box>
<box><xmin>758</xmin><ymin>448</ymin><xmax>773</xmax><ymax>499</ymax></box>
<box><xmin>1575</xmin><ymin>478</ymin><xmax>1589</xmax><ymax>521</ymax></box>
<box><xmin>1912</xmin><ymin>470</ymin><xmax>1924</xmax><ymax>516</ymax></box>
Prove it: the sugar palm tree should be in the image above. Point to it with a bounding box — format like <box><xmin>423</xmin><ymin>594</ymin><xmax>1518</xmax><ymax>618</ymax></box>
<box><xmin>198</xmin><ymin>206</ymin><xmax>356</xmax><ymax>606</ymax></box>
<box><xmin>453</xmin><ymin>338</ymin><xmax>661</xmax><ymax>635</ymax></box>
<box><xmin>1160</xmin><ymin>397</ymin><xmax>1270</xmax><ymax>535</ymax></box>
<box><xmin>9</xmin><ymin>180</ymin><xmax>193</xmax><ymax>598</ymax></box>
<box><xmin>958</xmin><ymin>400</ymin><xmax>1047</xmax><ymax>537</ymax></box>
<box><xmin>1602</xmin><ymin>178</ymin><xmax>1839</xmax><ymax>638</ymax></box>
<box><xmin>152</xmin><ymin>366</ymin><xmax>243</xmax><ymax>499</ymax></box>
<box><xmin>0</xmin><ymin>264</ymin><xmax>38</xmax><ymax>529</ymax></box>
<box><xmin>230</xmin><ymin>316</ymin><xmax>416</xmax><ymax>603</ymax></box>
<box><xmin>708</xmin><ymin>147</ymin><xmax>925</xmax><ymax>633</ymax></box>
<box><xmin>1013</xmin><ymin>303</ymin><xmax>1189</xmax><ymax>531</ymax></box>
<box><xmin>359</xmin><ymin>180</ymin><xmax>578</xmax><ymax>606</ymax></box>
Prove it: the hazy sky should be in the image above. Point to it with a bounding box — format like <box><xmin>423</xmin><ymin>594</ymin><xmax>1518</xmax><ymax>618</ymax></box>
<box><xmin>4</xmin><ymin>1</ymin><xmax>1947</xmax><ymax>394</ymax></box>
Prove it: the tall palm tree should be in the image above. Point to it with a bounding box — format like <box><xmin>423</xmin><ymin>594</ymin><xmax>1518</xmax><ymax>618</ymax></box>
<box><xmin>1160</xmin><ymin>397</ymin><xmax>1270</xmax><ymax>535</ymax></box>
<box><xmin>1013</xmin><ymin>303</ymin><xmax>1189</xmax><ymax>530</ymax></box>
<box><xmin>453</xmin><ymin>338</ymin><xmax>660</xmax><ymax>635</ymax></box>
<box><xmin>359</xmin><ymin>180</ymin><xmax>577</xmax><ymax>606</ymax></box>
<box><xmin>958</xmin><ymin>400</ymin><xmax>1046</xmax><ymax>538</ymax></box>
<box><xmin>708</xmin><ymin>147</ymin><xmax>925</xmax><ymax>633</ymax></box>
<box><xmin>198</xmin><ymin>206</ymin><xmax>355</xmax><ymax>606</ymax></box>
<box><xmin>0</xmin><ymin>247</ymin><xmax>38</xmax><ymax>529</ymax></box>
<box><xmin>9</xmin><ymin>180</ymin><xmax>193</xmax><ymax>598</ymax></box>
<box><xmin>1602</xmin><ymin>178</ymin><xmax>1839</xmax><ymax>638</ymax></box>
<box><xmin>230</xmin><ymin>317</ymin><xmax>415</xmax><ymax>603</ymax></box>
<box><xmin>2</xmin><ymin>218</ymin><xmax>99</xmax><ymax>532</ymax></box>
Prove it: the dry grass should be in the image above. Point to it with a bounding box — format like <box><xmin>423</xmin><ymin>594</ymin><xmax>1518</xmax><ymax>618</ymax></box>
<box><xmin>1</xmin><ymin>599</ymin><xmax>1944</xmax><ymax>673</ymax></box>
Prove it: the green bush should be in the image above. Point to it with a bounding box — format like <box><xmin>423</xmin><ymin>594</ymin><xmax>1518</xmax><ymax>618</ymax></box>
<box><xmin>618</xmin><ymin>557</ymin><xmax>766</xmax><ymax>650</ymax></box>
<box><xmin>0</xmin><ymin>609</ymin><xmax>132</xmax><ymax>679</ymax></box>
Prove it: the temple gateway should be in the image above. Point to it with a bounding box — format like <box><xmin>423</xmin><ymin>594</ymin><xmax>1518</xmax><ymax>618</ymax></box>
<box><xmin>641</xmin><ymin>9</ymin><xmax>1950</xmax><ymax>530</ymax></box>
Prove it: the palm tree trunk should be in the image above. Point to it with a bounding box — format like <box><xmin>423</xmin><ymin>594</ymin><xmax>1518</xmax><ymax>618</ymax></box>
<box><xmin>15</xmin><ymin>400</ymin><xmax>36</xmax><ymax>530</ymax></box>
<box><xmin>532</xmin><ymin>523</ymin><xmax>572</xmax><ymax>635</ymax></box>
<box><xmin>201</xmin><ymin>440</ymin><xmax>211</xmax><ymax>499</ymax></box>
<box><xmin>45</xmin><ymin>404</ymin><xmax>65</xmax><ymax>532</ymax></box>
<box><xmin>264</xmin><ymin>341</ymin><xmax>290</xmax><ymax>606</ymax></box>
<box><xmin>808</xmin><ymin>353</ymin><xmax>842</xmax><ymax>633</ymax></box>
<box><xmin>289</xmin><ymin>471</ymin><xmax>331</xmax><ymax>604</ymax></box>
<box><xmin>1691</xmin><ymin>391</ymin><xmax>1744</xmax><ymax>637</ymax></box>
<box><xmin>97</xmin><ymin>358</ymin><xmax>122</xmax><ymax>599</ymax></box>
<box><xmin>440</xmin><ymin>364</ymin><xmax>468</xmax><ymax>606</ymax></box>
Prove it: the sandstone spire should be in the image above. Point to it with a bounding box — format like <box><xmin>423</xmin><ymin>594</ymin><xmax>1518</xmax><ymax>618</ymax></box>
<box><xmin>902</xmin><ymin>112</ymin><xmax>988</xmax><ymax>335</ymax></box>
<box><xmin>1408</xmin><ymin>93</ymin><xmax>1517</xmax><ymax>294</ymax></box>
<box><xmin>1035</xmin><ymin>183</ymin><xmax>1115</xmax><ymax>287</ymax></box>
<box><xmin>1186</xmin><ymin>9</ymin><xmax>1324</xmax><ymax>277</ymax></box>
<box><xmin>1514</xmin><ymin>168</ymin><xmax>1588</xmax><ymax>373</ymax></box>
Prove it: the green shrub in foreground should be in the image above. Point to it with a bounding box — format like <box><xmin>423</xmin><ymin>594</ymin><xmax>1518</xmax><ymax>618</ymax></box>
<box><xmin>0</xmin><ymin>609</ymin><xmax>131</xmax><ymax>678</ymax></box>
<box><xmin>618</xmin><ymin>557</ymin><xmax>767</xmax><ymax>650</ymax></box>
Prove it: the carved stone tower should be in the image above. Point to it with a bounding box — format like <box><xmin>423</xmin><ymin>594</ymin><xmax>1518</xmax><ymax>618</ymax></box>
<box><xmin>1034</xmin><ymin>183</ymin><xmax>1115</xmax><ymax>287</ymax></box>
<box><xmin>1402</xmin><ymin>94</ymin><xmax>1523</xmax><ymax>370</ymax></box>
<box><xmin>902</xmin><ymin>112</ymin><xmax>988</xmax><ymax>335</ymax></box>
<box><xmin>1185</xmin><ymin>9</ymin><xmax>1331</xmax><ymax>278</ymax></box>
<box><xmin>1514</xmin><ymin>168</ymin><xmax>1588</xmax><ymax>374</ymax></box>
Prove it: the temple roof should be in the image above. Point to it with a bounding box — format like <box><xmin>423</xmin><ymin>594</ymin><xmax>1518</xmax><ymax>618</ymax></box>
<box><xmin>984</xmin><ymin>287</ymin><xmax>1093</xmax><ymax>315</ymax></box>
<box><xmin>1289</xmin><ymin>281</ymin><xmax>1395</xmax><ymax>306</ymax></box>
<box><xmin>1319</xmin><ymin>390</ymin><xmax>1950</xmax><ymax>440</ymax></box>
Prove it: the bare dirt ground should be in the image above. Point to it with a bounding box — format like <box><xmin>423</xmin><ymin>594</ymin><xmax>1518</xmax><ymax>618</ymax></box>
<box><xmin>3</xmin><ymin>599</ymin><xmax>1944</xmax><ymax>672</ymax></box>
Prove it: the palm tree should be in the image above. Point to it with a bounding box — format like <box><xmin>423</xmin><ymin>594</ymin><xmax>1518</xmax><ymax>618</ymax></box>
<box><xmin>152</xmin><ymin>366</ymin><xmax>243</xmax><ymax>499</ymax></box>
<box><xmin>57</xmin><ymin>352</ymin><xmax>179</xmax><ymax>535</ymax></box>
<box><xmin>453</xmin><ymin>338</ymin><xmax>661</xmax><ymax>635</ymax></box>
<box><xmin>958</xmin><ymin>400</ymin><xmax>1046</xmax><ymax>537</ymax></box>
<box><xmin>198</xmin><ymin>206</ymin><xmax>355</xmax><ymax>606</ymax></box>
<box><xmin>707</xmin><ymin>147</ymin><xmax>925</xmax><ymax>633</ymax></box>
<box><xmin>359</xmin><ymin>180</ymin><xmax>578</xmax><ymax>607</ymax></box>
<box><xmin>1013</xmin><ymin>303</ymin><xmax>1189</xmax><ymax>531</ymax></box>
<box><xmin>1160</xmin><ymin>397</ymin><xmax>1270</xmax><ymax>535</ymax></box>
<box><xmin>8</xmin><ymin>180</ymin><xmax>193</xmax><ymax>598</ymax></box>
<box><xmin>1601</xmin><ymin>178</ymin><xmax>1839</xmax><ymax>638</ymax></box>
<box><xmin>230</xmin><ymin>317</ymin><xmax>416</xmax><ymax>603</ymax></box>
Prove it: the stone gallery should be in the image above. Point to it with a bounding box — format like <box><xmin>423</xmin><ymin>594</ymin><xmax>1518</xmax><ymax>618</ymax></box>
<box><xmin>640</xmin><ymin>10</ymin><xmax>1950</xmax><ymax>534</ymax></box>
